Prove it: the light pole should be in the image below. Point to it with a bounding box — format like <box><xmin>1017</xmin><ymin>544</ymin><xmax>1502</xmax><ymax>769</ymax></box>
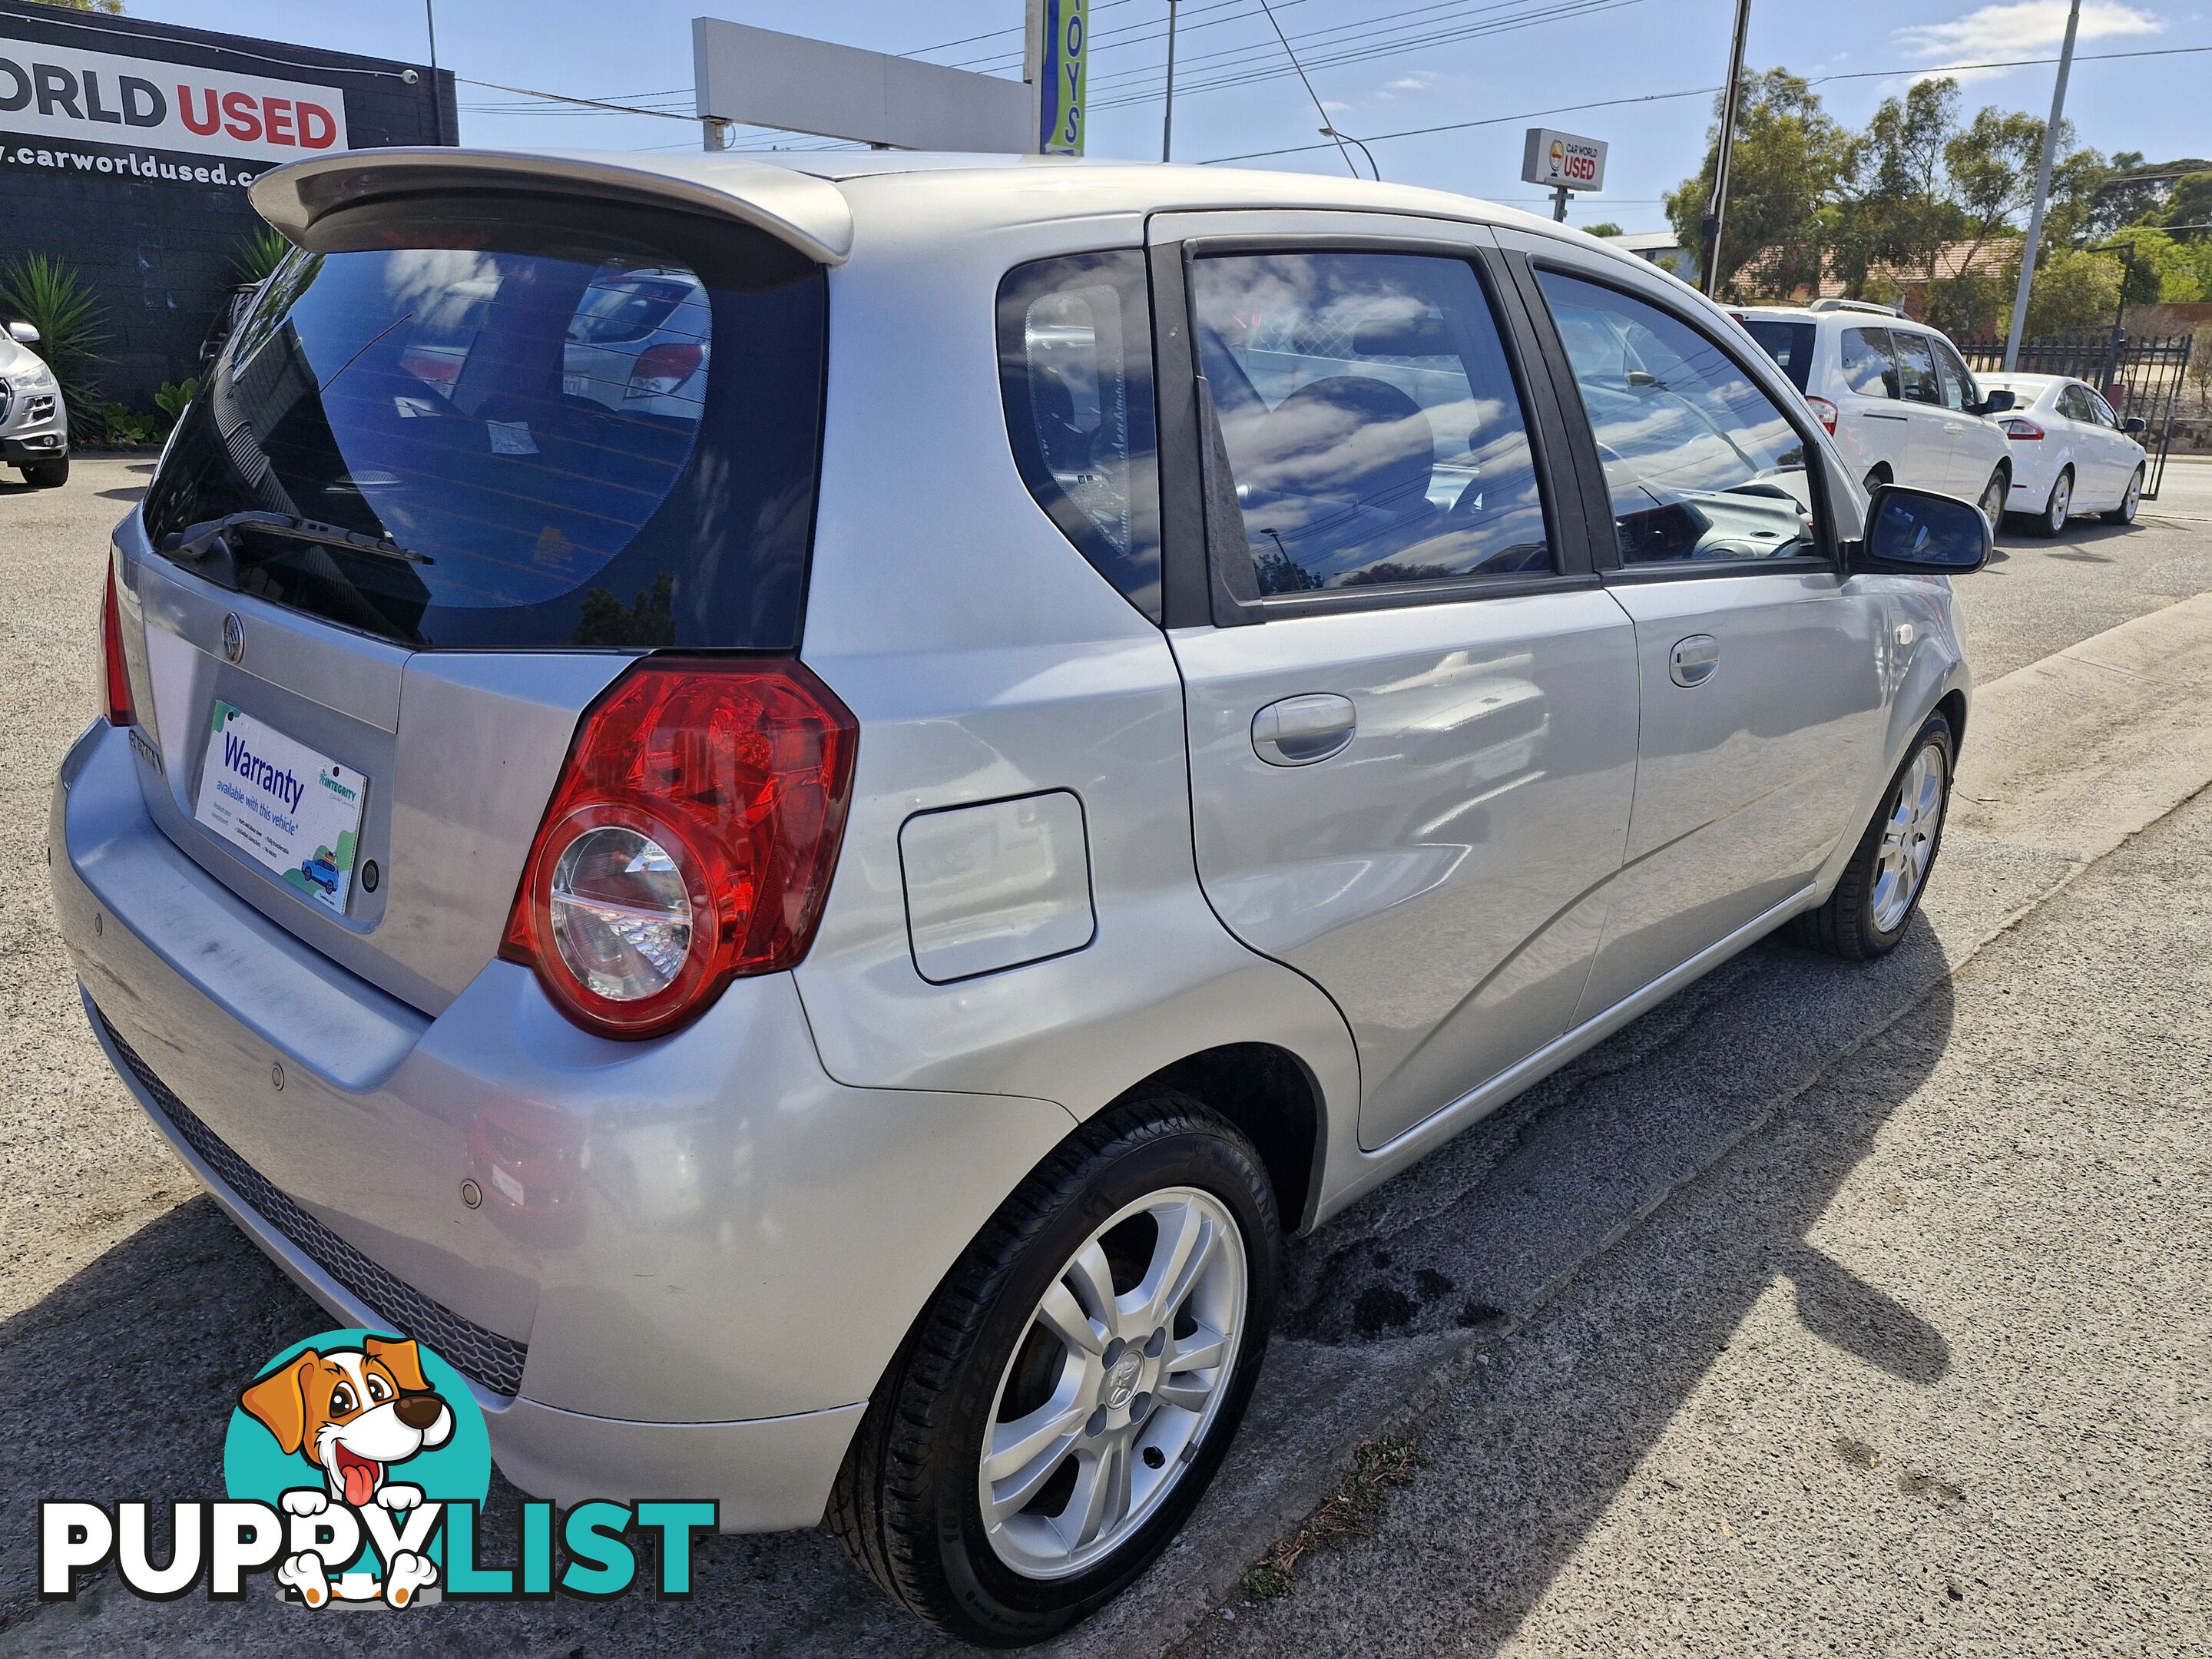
<box><xmin>1162</xmin><ymin>0</ymin><xmax>1178</xmax><ymax>161</ymax></box>
<box><xmin>1318</xmin><ymin>127</ymin><xmax>1379</xmax><ymax>181</ymax></box>
<box><xmin>1700</xmin><ymin>0</ymin><xmax>1753</xmax><ymax>296</ymax></box>
<box><xmin>2004</xmin><ymin>0</ymin><xmax>2081</xmax><ymax>371</ymax></box>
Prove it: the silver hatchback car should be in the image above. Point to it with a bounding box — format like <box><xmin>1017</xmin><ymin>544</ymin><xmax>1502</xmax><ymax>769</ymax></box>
<box><xmin>50</xmin><ymin>148</ymin><xmax>1989</xmax><ymax>1644</ymax></box>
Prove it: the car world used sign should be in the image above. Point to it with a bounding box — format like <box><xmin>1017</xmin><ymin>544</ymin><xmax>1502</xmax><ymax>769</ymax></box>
<box><xmin>1519</xmin><ymin>127</ymin><xmax>1607</xmax><ymax>194</ymax></box>
<box><xmin>0</xmin><ymin>37</ymin><xmax>349</xmax><ymax>171</ymax></box>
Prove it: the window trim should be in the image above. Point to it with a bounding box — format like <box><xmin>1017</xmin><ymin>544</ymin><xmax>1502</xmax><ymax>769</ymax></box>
<box><xmin>1155</xmin><ymin>228</ymin><xmax>1596</xmax><ymax>628</ymax></box>
<box><xmin>1515</xmin><ymin>252</ymin><xmax>1843</xmax><ymax>581</ymax></box>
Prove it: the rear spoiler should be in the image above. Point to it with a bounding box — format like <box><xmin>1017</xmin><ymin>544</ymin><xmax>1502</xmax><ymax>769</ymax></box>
<box><xmin>250</xmin><ymin>147</ymin><xmax>854</xmax><ymax>267</ymax></box>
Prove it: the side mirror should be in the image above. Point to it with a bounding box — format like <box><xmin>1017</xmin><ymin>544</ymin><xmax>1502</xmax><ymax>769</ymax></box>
<box><xmin>7</xmin><ymin>320</ymin><xmax>38</xmax><ymax>346</ymax></box>
<box><xmin>1974</xmin><ymin>388</ymin><xmax>2014</xmax><ymax>416</ymax></box>
<box><xmin>1851</xmin><ymin>484</ymin><xmax>1990</xmax><ymax>576</ymax></box>
<box><xmin>2122</xmin><ymin>416</ymin><xmax>2147</xmax><ymax>435</ymax></box>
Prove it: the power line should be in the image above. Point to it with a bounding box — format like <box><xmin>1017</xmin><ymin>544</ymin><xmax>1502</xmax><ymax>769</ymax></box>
<box><xmin>1197</xmin><ymin>41</ymin><xmax>2212</xmax><ymax>164</ymax></box>
<box><xmin>1094</xmin><ymin>0</ymin><xmax>1648</xmax><ymax>110</ymax></box>
<box><xmin>1253</xmin><ymin>0</ymin><xmax>1360</xmax><ymax>177</ymax></box>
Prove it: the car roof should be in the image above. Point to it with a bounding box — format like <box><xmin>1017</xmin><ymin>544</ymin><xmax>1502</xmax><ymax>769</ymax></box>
<box><xmin>251</xmin><ymin>146</ymin><xmax>1665</xmax><ymax>280</ymax></box>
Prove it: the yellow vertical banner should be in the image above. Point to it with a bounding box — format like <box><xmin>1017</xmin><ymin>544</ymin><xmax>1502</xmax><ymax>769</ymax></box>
<box><xmin>1035</xmin><ymin>0</ymin><xmax>1087</xmax><ymax>156</ymax></box>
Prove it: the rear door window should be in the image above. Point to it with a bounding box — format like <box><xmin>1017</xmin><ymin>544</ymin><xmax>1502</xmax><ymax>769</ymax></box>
<box><xmin>1840</xmin><ymin>328</ymin><xmax>1898</xmax><ymax>398</ymax></box>
<box><xmin>1891</xmin><ymin>331</ymin><xmax>1942</xmax><ymax>406</ymax></box>
<box><xmin>1740</xmin><ymin>320</ymin><xmax>1814</xmax><ymax>391</ymax></box>
<box><xmin>1187</xmin><ymin>250</ymin><xmax>1551</xmax><ymax>594</ymax></box>
<box><xmin>1534</xmin><ymin>268</ymin><xmax>1819</xmax><ymax>566</ymax></box>
<box><xmin>997</xmin><ymin>251</ymin><xmax>1163</xmax><ymax>622</ymax></box>
<box><xmin>143</xmin><ymin>198</ymin><xmax>825</xmax><ymax>650</ymax></box>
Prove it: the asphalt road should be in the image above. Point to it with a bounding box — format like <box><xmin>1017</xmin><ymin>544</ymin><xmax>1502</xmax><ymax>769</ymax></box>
<box><xmin>2</xmin><ymin>455</ymin><xmax>2208</xmax><ymax>1657</ymax></box>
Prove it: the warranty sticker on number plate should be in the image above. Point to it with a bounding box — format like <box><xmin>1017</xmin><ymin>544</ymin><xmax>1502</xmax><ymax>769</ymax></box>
<box><xmin>193</xmin><ymin>702</ymin><xmax>369</xmax><ymax>915</ymax></box>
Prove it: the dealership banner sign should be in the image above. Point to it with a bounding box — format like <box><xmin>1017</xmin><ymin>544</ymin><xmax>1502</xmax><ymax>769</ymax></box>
<box><xmin>0</xmin><ymin>36</ymin><xmax>349</xmax><ymax>168</ymax></box>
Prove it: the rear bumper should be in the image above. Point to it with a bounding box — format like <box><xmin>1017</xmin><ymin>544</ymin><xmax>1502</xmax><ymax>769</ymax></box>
<box><xmin>50</xmin><ymin>718</ymin><xmax>1075</xmax><ymax>1528</ymax></box>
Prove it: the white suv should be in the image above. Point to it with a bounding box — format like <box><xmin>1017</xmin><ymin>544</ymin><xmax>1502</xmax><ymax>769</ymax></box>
<box><xmin>1737</xmin><ymin>300</ymin><xmax>2015</xmax><ymax>525</ymax></box>
<box><xmin>1</xmin><ymin>319</ymin><xmax>69</xmax><ymax>488</ymax></box>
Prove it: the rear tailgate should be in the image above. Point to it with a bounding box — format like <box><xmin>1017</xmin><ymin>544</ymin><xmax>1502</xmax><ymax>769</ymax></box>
<box><xmin>117</xmin><ymin>161</ymin><xmax>833</xmax><ymax>1012</ymax></box>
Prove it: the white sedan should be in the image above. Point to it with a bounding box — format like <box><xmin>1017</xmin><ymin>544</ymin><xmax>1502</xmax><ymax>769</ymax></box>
<box><xmin>1979</xmin><ymin>372</ymin><xmax>2149</xmax><ymax>535</ymax></box>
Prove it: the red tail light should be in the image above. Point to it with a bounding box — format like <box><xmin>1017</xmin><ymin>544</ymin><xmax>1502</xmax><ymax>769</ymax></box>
<box><xmin>628</xmin><ymin>343</ymin><xmax>703</xmax><ymax>397</ymax></box>
<box><xmin>2000</xmin><ymin>418</ymin><xmax>2045</xmax><ymax>439</ymax></box>
<box><xmin>1803</xmin><ymin>394</ymin><xmax>1839</xmax><ymax>435</ymax></box>
<box><xmin>100</xmin><ymin>561</ymin><xmax>135</xmax><ymax>727</ymax></box>
<box><xmin>500</xmin><ymin>657</ymin><xmax>857</xmax><ymax>1040</ymax></box>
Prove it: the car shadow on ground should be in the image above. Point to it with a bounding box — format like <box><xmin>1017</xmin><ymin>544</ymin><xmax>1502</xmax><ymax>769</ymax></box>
<box><xmin>0</xmin><ymin>926</ymin><xmax>1958</xmax><ymax>1657</ymax></box>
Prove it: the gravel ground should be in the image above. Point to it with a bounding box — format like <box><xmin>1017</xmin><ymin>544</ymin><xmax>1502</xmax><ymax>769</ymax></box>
<box><xmin>2</xmin><ymin>455</ymin><xmax>2207</xmax><ymax>1656</ymax></box>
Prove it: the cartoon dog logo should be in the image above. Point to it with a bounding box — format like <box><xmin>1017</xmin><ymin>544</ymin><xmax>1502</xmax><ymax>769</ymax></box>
<box><xmin>237</xmin><ymin>1336</ymin><xmax>455</xmax><ymax>1607</ymax></box>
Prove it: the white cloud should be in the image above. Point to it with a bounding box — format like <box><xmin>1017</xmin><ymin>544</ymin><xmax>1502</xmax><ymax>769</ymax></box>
<box><xmin>1385</xmin><ymin>70</ymin><xmax>1441</xmax><ymax>93</ymax></box>
<box><xmin>1896</xmin><ymin>2</ymin><xmax>2163</xmax><ymax>72</ymax></box>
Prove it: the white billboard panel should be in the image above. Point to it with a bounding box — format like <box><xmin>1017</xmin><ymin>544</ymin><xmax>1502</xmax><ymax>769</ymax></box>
<box><xmin>692</xmin><ymin>18</ymin><xmax>1030</xmax><ymax>152</ymax></box>
<box><xmin>0</xmin><ymin>37</ymin><xmax>349</xmax><ymax>164</ymax></box>
<box><xmin>1520</xmin><ymin>127</ymin><xmax>1608</xmax><ymax>193</ymax></box>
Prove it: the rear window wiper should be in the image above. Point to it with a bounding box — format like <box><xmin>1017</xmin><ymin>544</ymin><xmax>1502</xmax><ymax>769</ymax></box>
<box><xmin>157</xmin><ymin>510</ymin><xmax>434</xmax><ymax>567</ymax></box>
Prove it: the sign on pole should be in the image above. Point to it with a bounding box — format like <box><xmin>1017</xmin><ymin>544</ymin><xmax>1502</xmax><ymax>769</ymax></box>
<box><xmin>1521</xmin><ymin>127</ymin><xmax>1607</xmax><ymax>224</ymax></box>
<box><xmin>691</xmin><ymin>18</ymin><xmax>1030</xmax><ymax>151</ymax></box>
<box><xmin>1520</xmin><ymin>127</ymin><xmax>1607</xmax><ymax>193</ymax></box>
<box><xmin>1029</xmin><ymin>0</ymin><xmax>1087</xmax><ymax>156</ymax></box>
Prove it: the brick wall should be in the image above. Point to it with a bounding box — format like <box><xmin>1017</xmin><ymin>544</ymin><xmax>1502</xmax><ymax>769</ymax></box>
<box><xmin>0</xmin><ymin>1</ymin><xmax>455</xmax><ymax>412</ymax></box>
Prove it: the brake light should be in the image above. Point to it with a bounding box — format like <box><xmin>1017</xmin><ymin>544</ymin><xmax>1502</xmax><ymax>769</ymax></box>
<box><xmin>2000</xmin><ymin>418</ymin><xmax>2045</xmax><ymax>439</ymax></box>
<box><xmin>1803</xmin><ymin>394</ymin><xmax>1838</xmax><ymax>435</ymax></box>
<box><xmin>100</xmin><ymin>561</ymin><xmax>135</xmax><ymax>727</ymax></box>
<box><xmin>501</xmin><ymin>658</ymin><xmax>857</xmax><ymax>1039</ymax></box>
<box><xmin>628</xmin><ymin>342</ymin><xmax>703</xmax><ymax>397</ymax></box>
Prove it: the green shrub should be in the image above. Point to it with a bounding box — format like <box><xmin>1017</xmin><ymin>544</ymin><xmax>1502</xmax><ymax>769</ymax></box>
<box><xmin>95</xmin><ymin>402</ymin><xmax>161</xmax><ymax>445</ymax></box>
<box><xmin>0</xmin><ymin>253</ymin><xmax>110</xmax><ymax>442</ymax></box>
<box><xmin>154</xmin><ymin>379</ymin><xmax>199</xmax><ymax>423</ymax></box>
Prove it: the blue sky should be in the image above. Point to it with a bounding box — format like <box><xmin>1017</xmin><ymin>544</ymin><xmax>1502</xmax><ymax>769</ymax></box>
<box><xmin>121</xmin><ymin>1</ymin><xmax>2210</xmax><ymax>231</ymax></box>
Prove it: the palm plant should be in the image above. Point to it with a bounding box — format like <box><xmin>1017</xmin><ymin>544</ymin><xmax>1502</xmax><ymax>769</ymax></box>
<box><xmin>233</xmin><ymin>227</ymin><xmax>295</xmax><ymax>285</ymax></box>
<box><xmin>0</xmin><ymin>253</ymin><xmax>111</xmax><ymax>442</ymax></box>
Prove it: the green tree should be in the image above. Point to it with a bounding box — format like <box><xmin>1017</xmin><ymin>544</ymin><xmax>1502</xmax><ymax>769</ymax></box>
<box><xmin>2163</xmin><ymin>172</ymin><xmax>2212</xmax><ymax>239</ymax></box>
<box><xmin>1581</xmin><ymin>221</ymin><xmax>1624</xmax><ymax>239</ymax></box>
<box><xmin>48</xmin><ymin>0</ymin><xmax>124</xmax><ymax>10</ymax></box>
<box><xmin>2024</xmin><ymin>250</ymin><xmax>2122</xmax><ymax>335</ymax></box>
<box><xmin>1664</xmin><ymin>69</ymin><xmax>1852</xmax><ymax>298</ymax></box>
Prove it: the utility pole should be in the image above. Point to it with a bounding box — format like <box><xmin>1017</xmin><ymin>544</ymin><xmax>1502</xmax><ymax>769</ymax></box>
<box><xmin>1162</xmin><ymin>0</ymin><xmax>1178</xmax><ymax>161</ymax></box>
<box><xmin>2003</xmin><ymin>0</ymin><xmax>2081</xmax><ymax>371</ymax></box>
<box><xmin>1551</xmin><ymin>184</ymin><xmax>1571</xmax><ymax>222</ymax></box>
<box><xmin>424</xmin><ymin>0</ymin><xmax>438</xmax><ymax>68</ymax></box>
<box><xmin>1700</xmin><ymin>0</ymin><xmax>1752</xmax><ymax>297</ymax></box>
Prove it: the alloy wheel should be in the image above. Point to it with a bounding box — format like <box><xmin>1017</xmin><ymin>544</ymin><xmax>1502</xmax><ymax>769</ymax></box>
<box><xmin>2046</xmin><ymin>471</ymin><xmax>2071</xmax><ymax>535</ymax></box>
<box><xmin>2120</xmin><ymin>467</ymin><xmax>2142</xmax><ymax>522</ymax></box>
<box><xmin>979</xmin><ymin>1187</ymin><xmax>1247</xmax><ymax>1581</ymax></box>
<box><xmin>1870</xmin><ymin>742</ymin><xmax>1945</xmax><ymax>933</ymax></box>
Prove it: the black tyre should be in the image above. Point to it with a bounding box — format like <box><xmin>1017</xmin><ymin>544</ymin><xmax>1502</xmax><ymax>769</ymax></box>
<box><xmin>830</xmin><ymin>1093</ymin><xmax>1280</xmax><ymax>1647</ymax></box>
<box><xmin>1975</xmin><ymin>465</ymin><xmax>2008</xmax><ymax>530</ymax></box>
<box><xmin>1863</xmin><ymin>465</ymin><xmax>1890</xmax><ymax>497</ymax></box>
<box><xmin>1793</xmin><ymin>710</ymin><xmax>1954</xmax><ymax>962</ymax></box>
<box><xmin>2032</xmin><ymin>467</ymin><xmax>2071</xmax><ymax>537</ymax></box>
<box><xmin>20</xmin><ymin>456</ymin><xmax>68</xmax><ymax>488</ymax></box>
<box><xmin>2103</xmin><ymin>464</ymin><xmax>2144</xmax><ymax>525</ymax></box>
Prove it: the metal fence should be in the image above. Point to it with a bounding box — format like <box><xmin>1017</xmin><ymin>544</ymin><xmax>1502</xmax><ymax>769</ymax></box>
<box><xmin>1953</xmin><ymin>332</ymin><xmax>2197</xmax><ymax>498</ymax></box>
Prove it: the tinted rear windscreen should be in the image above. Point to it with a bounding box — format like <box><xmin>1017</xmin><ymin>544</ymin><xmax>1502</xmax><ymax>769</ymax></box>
<box><xmin>1740</xmin><ymin>320</ymin><xmax>1815</xmax><ymax>391</ymax></box>
<box><xmin>144</xmin><ymin>197</ymin><xmax>826</xmax><ymax>650</ymax></box>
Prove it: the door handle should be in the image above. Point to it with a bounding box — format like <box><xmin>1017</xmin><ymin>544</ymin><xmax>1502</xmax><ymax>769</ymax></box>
<box><xmin>1669</xmin><ymin>634</ymin><xmax>1720</xmax><ymax>688</ymax></box>
<box><xmin>1253</xmin><ymin>694</ymin><xmax>1356</xmax><ymax>766</ymax></box>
